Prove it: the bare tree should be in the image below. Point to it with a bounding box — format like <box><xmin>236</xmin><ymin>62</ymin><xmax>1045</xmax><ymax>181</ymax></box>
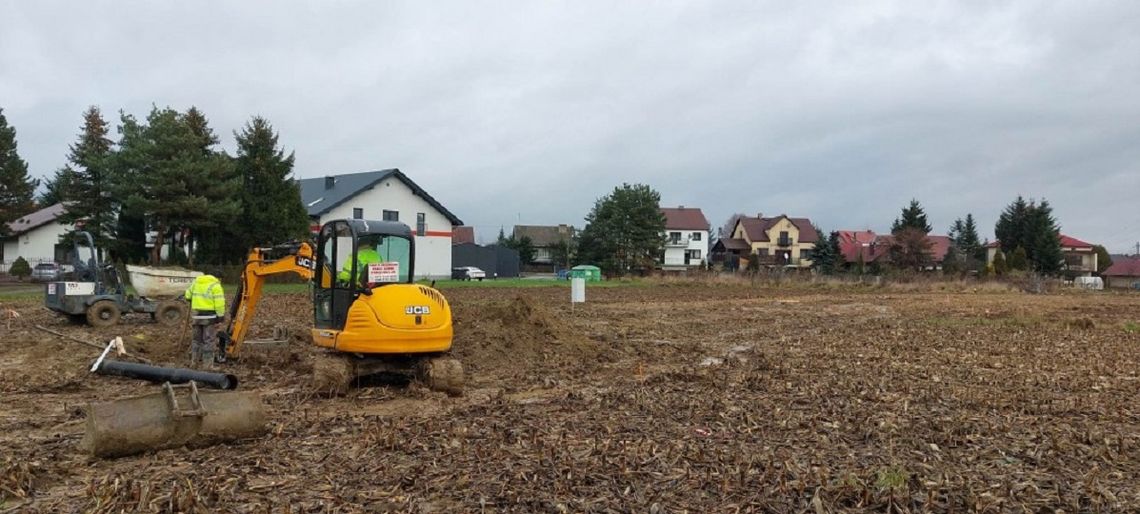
<box><xmin>720</xmin><ymin>213</ymin><xmax>749</xmax><ymax>240</ymax></box>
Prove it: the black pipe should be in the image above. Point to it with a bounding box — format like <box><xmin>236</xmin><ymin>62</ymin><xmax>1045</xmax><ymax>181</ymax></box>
<box><xmin>93</xmin><ymin>360</ymin><xmax>239</xmax><ymax>390</ymax></box>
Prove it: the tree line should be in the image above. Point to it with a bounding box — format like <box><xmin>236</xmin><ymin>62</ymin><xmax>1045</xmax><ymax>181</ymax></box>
<box><xmin>0</xmin><ymin>105</ymin><xmax>310</xmax><ymax>265</ymax></box>
<box><xmin>808</xmin><ymin>197</ymin><xmax>1112</xmax><ymax>277</ymax></box>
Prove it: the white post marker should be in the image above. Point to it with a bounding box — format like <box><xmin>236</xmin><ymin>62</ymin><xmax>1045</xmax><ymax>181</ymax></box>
<box><xmin>90</xmin><ymin>337</ymin><xmax>125</xmax><ymax>372</ymax></box>
<box><xmin>571</xmin><ymin>277</ymin><xmax>586</xmax><ymax>304</ymax></box>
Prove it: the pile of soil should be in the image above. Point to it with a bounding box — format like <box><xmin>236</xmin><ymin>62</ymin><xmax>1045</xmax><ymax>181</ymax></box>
<box><xmin>452</xmin><ymin>295</ymin><xmax>613</xmax><ymax>388</ymax></box>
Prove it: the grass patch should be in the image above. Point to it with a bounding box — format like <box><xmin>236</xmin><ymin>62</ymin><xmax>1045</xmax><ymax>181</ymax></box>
<box><xmin>214</xmin><ymin>278</ymin><xmax>645</xmax><ymax>294</ymax></box>
<box><xmin>874</xmin><ymin>466</ymin><xmax>910</xmax><ymax>491</ymax></box>
<box><xmin>1125</xmin><ymin>322</ymin><xmax>1139</xmax><ymax>334</ymax></box>
<box><xmin>0</xmin><ymin>284</ymin><xmax>42</xmax><ymax>300</ymax></box>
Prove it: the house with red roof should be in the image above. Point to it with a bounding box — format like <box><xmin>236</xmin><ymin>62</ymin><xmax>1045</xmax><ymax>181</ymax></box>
<box><xmin>835</xmin><ymin>230</ymin><xmax>952</xmax><ymax>270</ymax></box>
<box><xmin>984</xmin><ymin>234</ymin><xmax>1098</xmax><ymax>277</ymax></box>
<box><xmin>1102</xmin><ymin>257</ymin><xmax>1140</xmax><ymax>289</ymax></box>
<box><xmin>659</xmin><ymin>207</ymin><xmax>710</xmax><ymax>269</ymax></box>
<box><xmin>713</xmin><ymin>214</ymin><xmax>819</xmax><ymax>269</ymax></box>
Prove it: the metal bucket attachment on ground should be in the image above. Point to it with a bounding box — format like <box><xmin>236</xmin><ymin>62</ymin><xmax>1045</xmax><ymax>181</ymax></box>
<box><xmin>83</xmin><ymin>382</ymin><xmax>267</xmax><ymax>458</ymax></box>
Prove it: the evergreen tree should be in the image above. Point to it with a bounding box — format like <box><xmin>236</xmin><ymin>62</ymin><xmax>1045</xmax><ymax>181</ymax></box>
<box><xmin>496</xmin><ymin>227</ymin><xmax>507</xmax><ymax>244</ymax></box>
<box><xmin>231</xmin><ymin>117</ymin><xmax>309</xmax><ymax>250</ymax></box>
<box><xmin>9</xmin><ymin>256</ymin><xmax>31</xmax><ymax>280</ymax></box>
<box><xmin>1027</xmin><ymin>200</ymin><xmax>1063</xmax><ymax>274</ymax></box>
<box><xmin>0</xmin><ymin>108</ymin><xmax>38</xmax><ymax>236</ymax></box>
<box><xmin>810</xmin><ymin>225</ymin><xmax>837</xmax><ymax>274</ymax></box>
<box><xmin>962</xmin><ymin>214</ymin><xmax>983</xmax><ymax>261</ymax></box>
<box><xmin>994</xmin><ymin>196</ymin><xmax>1031</xmax><ymax>255</ymax></box>
<box><xmin>994</xmin><ymin>196</ymin><xmax>1063</xmax><ymax>275</ymax></box>
<box><xmin>992</xmin><ymin>250</ymin><xmax>1008</xmax><ymax>276</ymax></box>
<box><xmin>549</xmin><ymin>238</ymin><xmax>575</xmax><ymax>269</ymax></box>
<box><xmin>942</xmin><ymin>246</ymin><xmax>962</xmax><ymax>276</ymax></box>
<box><xmin>948</xmin><ymin>213</ymin><xmax>983</xmax><ymax>264</ymax></box>
<box><xmin>576</xmin><ymin>183</ymin><xmax>667</xmax><ymax>275</ymax></box>
<box><xmin>891</xmin><ymin>199</ymin><xmax>932</xmax><ymax>234</ymax></box>
<box><xmin>1009</xmin><ymin>246</ymin><xmax>1029</xmax><ymax>271</ymax></box>
<box><xmin>38</xmin><ymin>167</ymin><xmax>77</xmax><ymax>207</ymax></box>
<box><xmin>57</xmin><ymin>106</ymin><xmax>117</xmax><ymax>247</ymax></box>
<box><xmin>112</xmin><ymin>107</ymin><xmax>240</xmax><ymax>265</ymax></box>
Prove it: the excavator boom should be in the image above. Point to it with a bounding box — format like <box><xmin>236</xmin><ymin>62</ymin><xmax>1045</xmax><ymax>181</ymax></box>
<box><xmin>223</xmin><ymin>242</ymin><xmax>316</xmax><ymax>356</ymax></box>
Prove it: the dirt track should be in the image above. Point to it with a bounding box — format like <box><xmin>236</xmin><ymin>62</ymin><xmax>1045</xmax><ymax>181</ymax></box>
<box><xmin>2</xmin><ymin>284</ymin><xmax>1139</xmax><ymax>512</ymax></box>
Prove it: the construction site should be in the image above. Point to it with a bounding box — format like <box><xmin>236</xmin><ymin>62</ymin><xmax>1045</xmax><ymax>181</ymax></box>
<box><xmin>2</xmin><ymin>280</ymin><xmax>1139</xmax><ymax>512</ymax></box>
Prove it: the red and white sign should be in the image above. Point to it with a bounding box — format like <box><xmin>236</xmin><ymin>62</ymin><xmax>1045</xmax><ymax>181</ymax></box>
<box><xmin>367</xmin><ymin>262</ymin><xmax>400</xmax><ymax>283</ymax></box>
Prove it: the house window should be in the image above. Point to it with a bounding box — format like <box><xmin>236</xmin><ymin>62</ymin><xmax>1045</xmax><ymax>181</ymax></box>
<box><xmin>416</xmin><ymin>213</ymin><xmax>426</xmax><ymax>235</ymax></box>
<box><xmin>1065</xmin><ymin>254</ymin><xmax>1083</xmax><ymax>266</ymax></box>
<box><xmin>800</xmin><ymin>249</ymin><xmax>813</xmax><ymax>261</ymax></box>
<box><xmin>352</xmin><ymin>208</ymin><xmax>363</xmax><ymax>219</ymax></box>
<box><xmin>686</xmin><ymin>250</ymin><xmax>701</xmax><ymax>260</ymax></box>
<box><xmin>758</xmin><ymin>248</ymin><xmax>769</xmax><ymax>256</ymax></box>
<box><xmin>669</xmin><ymin>232</ymin><xmax>681</xmax><ymax>244</ymax></box>
<box><xmin>691</xmin><ymin>232</ymin><xmax>701</xmax><ymax>241</ymax></box>
<box><xmin>383</xmin><ymin>210</ymin><xmax>398</xmax><ymax>222</ymax></box>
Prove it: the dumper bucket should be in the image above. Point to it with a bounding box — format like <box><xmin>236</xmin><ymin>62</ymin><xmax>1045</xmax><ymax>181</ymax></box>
<box><xmin>83</xmin><ymin>382</ymin><xmax>267</xmax><ymax>459</ymax></box>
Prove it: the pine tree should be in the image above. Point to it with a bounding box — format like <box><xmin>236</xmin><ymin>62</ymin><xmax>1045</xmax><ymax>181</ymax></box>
<box><xmin>994</xmin><ymin>196</ymin><xmax>1031</xmax><ymax>256</ymax></box>
<box><xmin>0</xmin><ymin>108</ymin><xmax>39</xmax><ymax>236</ymax></box>
<box><xmin>891</xmin><ymin>199</ymin><xmax>932</xmax><ymax>234</ymax></box>
<box><xmin>57</xmin><ymin>107</ymin><xmax>117</xmax><ymax>247</ymax></box>
<box><xmin>992</xmin><ymin>250</ymin><xmax>1008</xmax><ymax>276</ymax></box>
<box><xmin>1028</xmin><ymin>200</ymin><xmax>1063</xmax><ymax>274</ymax></box>
<box><xmin>810</xmin><ymin>226</ymin><xmax>837</xmax><ymax>274</ymax></box>
<box><xmin>994</xmin><ymin>196</ymin><xmax>1064</xmax><ymax>275</ymax></box>
<box><xmin>576</xmin><ymin>183</ymin><xmax>667</xmax><ymax>275</ymax></box>
<box><xmin>112</xmin><ymin>107</ymin><xmax>240</xmax><ymax>265</ymax></box>
<box><xmin>961</xmin><ymin>214</ymin><xmax>983</xmax><ymax>261</ymax></box>
<box><xmin>38</xmin><ymin>167</ymin><xmax>77</xmax><ymax>207</ymax></box>
<box><xmin>942</xmin><ymin>246</ymin><xmax>961</xmax><ymax>276</ymax></box>
<box><xmin>1009</xmin><ymin>246</ymin><xmax>1029</xmax><ymax>271</ymax></box>
<box><xmin>231</xmin><ymin>117</ymin><xmax>309</xmax><ymax>250</ymax></box>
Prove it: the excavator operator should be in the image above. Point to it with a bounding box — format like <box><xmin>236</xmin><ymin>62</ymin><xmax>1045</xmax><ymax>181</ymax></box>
<box><xmin>338</xmin><ymin>238</ymin><xmax>385</xmax><ymax>286</ymax></box>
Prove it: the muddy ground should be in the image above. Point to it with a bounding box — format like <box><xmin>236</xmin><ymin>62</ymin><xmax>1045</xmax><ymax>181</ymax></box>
<box><xmin>1</xmin><ymin>284</ymin><xmax>1139</xmax><ymax>512</ymax></box>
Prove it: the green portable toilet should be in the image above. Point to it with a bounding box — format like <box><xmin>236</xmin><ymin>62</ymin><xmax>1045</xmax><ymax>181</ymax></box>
<box><xmin>569</xmin><ymin>265</ymin><xmax>602</xmax><ymax>282</ymax></box>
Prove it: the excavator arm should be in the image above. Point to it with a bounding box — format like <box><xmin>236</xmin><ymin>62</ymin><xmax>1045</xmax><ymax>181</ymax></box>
<box><xmin>221</xmin><ymin>241</ymin><xmax>317</xmax><ymax>356</ymax></box>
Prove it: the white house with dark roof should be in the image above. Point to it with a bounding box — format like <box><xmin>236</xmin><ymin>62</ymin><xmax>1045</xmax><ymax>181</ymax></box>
<box><xmin>1</xmin><ymin>203</ymin><xmax>72</xmax><ymax>271</ymax></box>
<box><xmin>298</xmin><ymin>169</ymin><xmax>462</xmax><ymax>279</ymax></box>
<box><xmin>660</xmin><ymin>206</ymin><xmax>710</xmax><ymax>269</ymax></box>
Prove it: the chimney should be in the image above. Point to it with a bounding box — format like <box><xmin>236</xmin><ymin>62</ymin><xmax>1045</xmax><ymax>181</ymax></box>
<box><xmin>324</xmin><ymin>176</ymin><xmax>336</xmax><ymax>190</ymax></box>
<box><xmin>756</xmin><ymin>212</ymin><xmax>763</xmax><ymax>219</ymax></box>
<box><xmin>679</xmin><ymin>205</ymin><xmax>684</xmax><ymax>209</ymax></box>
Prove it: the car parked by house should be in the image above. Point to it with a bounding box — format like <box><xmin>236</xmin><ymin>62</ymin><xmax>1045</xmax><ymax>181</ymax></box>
<box><xmin>31</xmin><ymin>262</ymin><xmax>65</xmax><ymax>282</ymax></box>
<box><xmin>451</xmin><ymin>266</ymin><xmax>486</xmax><ymax>281</ymax></box>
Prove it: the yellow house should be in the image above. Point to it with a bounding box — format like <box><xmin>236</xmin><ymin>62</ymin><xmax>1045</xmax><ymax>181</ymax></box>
<box><xmin>726</xmin><ymin>214</ymin><xmax>819</xmax><ymax>268</ymax></box>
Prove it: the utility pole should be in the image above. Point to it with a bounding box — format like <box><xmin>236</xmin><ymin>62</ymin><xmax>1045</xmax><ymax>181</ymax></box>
<box><xmin>1135</xmin><ymin>241</ymin><xmax>1139</xmax><ymax>257</ymax></box>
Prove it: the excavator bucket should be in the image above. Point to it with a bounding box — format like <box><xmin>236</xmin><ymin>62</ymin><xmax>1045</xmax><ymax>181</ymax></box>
<box><xmin>83</xmin><ymin>382</ymin><xmax>267</xmax><ymax>459</ymax></box>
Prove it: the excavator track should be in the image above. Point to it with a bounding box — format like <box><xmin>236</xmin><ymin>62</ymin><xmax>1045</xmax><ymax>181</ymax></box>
<box><xmin>309</xmin><ymin>352</ymin><xmax>464</xmax><ymax>397</ymax></box>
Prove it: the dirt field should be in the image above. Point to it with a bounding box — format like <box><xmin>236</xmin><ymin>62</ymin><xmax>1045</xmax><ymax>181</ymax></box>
<box><xmin>2</xmin><ymin>284</ymin><xmax>1139</xmax><ymax>512</ymax></box>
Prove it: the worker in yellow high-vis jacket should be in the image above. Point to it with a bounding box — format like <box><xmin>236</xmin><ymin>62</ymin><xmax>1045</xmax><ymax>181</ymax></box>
<box><xmin>184</xmin><ymin>274</ymin><xmax>226</xmax><ymax>368</ymax></box>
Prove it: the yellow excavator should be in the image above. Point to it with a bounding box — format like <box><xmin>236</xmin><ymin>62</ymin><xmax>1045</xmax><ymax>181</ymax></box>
<box><xmin>217</xmin><ymin>218</ymin><xmax>463</xmax><ymax>395</ymax></box>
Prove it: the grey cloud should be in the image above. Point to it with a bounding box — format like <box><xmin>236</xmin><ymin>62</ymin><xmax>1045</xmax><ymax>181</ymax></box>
<box><xmin>2</xmin><ymin>1</ymin><xmax>1138</xmax><ymax>251</ymax></box>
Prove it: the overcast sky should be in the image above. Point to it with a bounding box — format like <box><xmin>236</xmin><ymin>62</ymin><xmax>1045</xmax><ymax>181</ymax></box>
<box><xmin>2</xmin><ymin>1</ymin><xmax>1138</xmax><ymax>252</ymax></box>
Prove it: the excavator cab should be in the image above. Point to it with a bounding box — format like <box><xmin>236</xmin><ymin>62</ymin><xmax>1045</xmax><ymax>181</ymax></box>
<box><xmin>310</xmin><ymin>219</ymin><xmax>453</xmax><ymax>355</ymax></box>
<box><xmin>314</xmin><ymin>219</ymin><xmax>415</xmax><ymax>330</ymax></box>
